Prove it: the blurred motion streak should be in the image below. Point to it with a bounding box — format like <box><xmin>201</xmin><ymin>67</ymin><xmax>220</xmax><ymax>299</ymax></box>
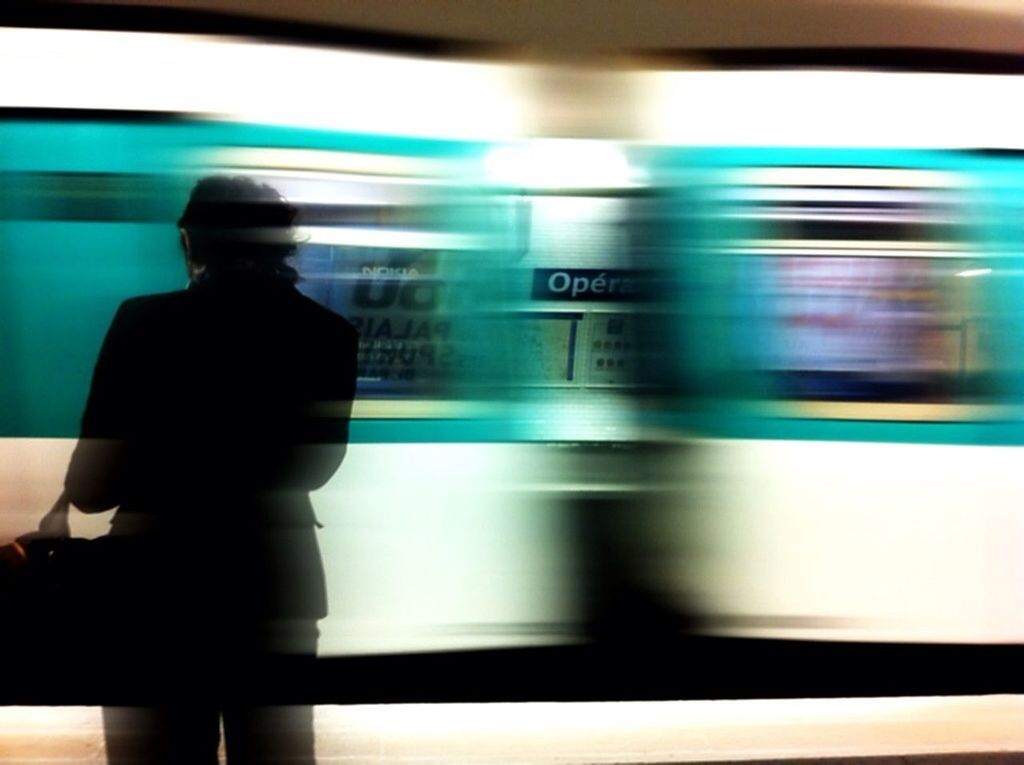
<box><xmin>3</xmin><ymin>25</ymin><xmax>1024</xmax><ymax>678</ymax></box>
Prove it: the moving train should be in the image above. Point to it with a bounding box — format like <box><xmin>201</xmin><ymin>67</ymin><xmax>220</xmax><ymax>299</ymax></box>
<box><xmin>3</xmin><ymin>25</ymin><xmax>1024</xmax><ymax>696</ymax></box>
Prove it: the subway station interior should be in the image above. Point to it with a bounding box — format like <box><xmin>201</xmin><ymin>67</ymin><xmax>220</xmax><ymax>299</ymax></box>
<box><xmin>2</xmin><ymin>0</ymin><xmax>1024</xmax><ymax>763</ymax></box>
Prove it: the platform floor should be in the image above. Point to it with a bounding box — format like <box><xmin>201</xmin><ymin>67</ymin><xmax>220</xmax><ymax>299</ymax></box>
<box><xmin>1</xmin><ymin>696</ymin><xmax>1024</xmax><ymax>764</ymax></box>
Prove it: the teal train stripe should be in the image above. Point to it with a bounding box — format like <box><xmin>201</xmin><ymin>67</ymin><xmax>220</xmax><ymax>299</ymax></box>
<box><xmin>0</xmin><ymin>119</ymin><xmax>490</xmax><ymax>440</ymax></box>
<box><xmin>350</xmin><ymin>418</ymin><xmax>515</xmax><ymax>443</ymax></box>
<box><xmin>5</xmin><ymin>125</ymin><xmax>1024</xmax><ymax>445</ymax></box>
<box><xmin>647</xmin><ymin>412</ymin><xmax>1024</xmax><ymax>446</ymax></box>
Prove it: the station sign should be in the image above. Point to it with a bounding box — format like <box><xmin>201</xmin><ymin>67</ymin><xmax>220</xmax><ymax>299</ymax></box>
<box><xmin>531</xmin><ymin>268</ymin><xmax>648</xmax><ymax>302</ymax></box>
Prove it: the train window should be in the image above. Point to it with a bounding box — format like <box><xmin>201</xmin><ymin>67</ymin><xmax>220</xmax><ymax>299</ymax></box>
<box><xmin>489</xmin><ymin>189</ymin><xmax>655</xmax><ymax>441</ymax></box>
<box><xmin>744</xmin><ymin>254</ymin><xmax>988</xmax><ymax>405</ymax></box>
<box><xmin>515</xmin><ymin>194</ymin><xmax>649</xmax><ymax>392</ymax></box>
<box><xmin>723</xmin><ymin>166</ymin><xmax>993</xmax><ymax>419</ymax></box>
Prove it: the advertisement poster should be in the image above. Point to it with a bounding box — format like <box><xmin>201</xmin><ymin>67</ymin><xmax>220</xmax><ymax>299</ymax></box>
<box><xmin>297</xmin><ymin>245</ymin><xmax>456</xmax><ymax>398</ymax></box>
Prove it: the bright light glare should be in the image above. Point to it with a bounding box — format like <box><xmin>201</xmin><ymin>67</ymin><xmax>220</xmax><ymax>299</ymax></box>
<box><xmin>213</xmin><ymin>148</ymin><xmax>452</xmax><ymax>178</ymax></box>
<box><xmin>0</xmin><ymin>28</ymin><xmax>525</xmax><ymax>140</ymax></box>
<box><xmin>651</xmin><ymin>70</ymin><xmax>1024</xmax><ymax>148</ymax></box>
<box><xmin>955</xmin><ymin>268</ymin><xmax>993</xmax><ymax>277</ymax></box>
<box><xmin>7</xmin><ymin>29</ymin><xmax>1024</xmax><ymax>148</ymax></box>
<box><xmin>484</xmin><ymin>140</ymin><xmax>637</xmax><ymax>189</ymax></box>
<box><xmin>298</xmin><ymin>226</ymin><xmax>481</xmax><ymax>250</ymax></box>
<box><xmin>731</xmin><ymin>167</ymin><xmax>967</xmax><ymax>188</ymax></box>
<box><xmin>318</xmin><ymin>697</ymin><xmax>1024</xmax><ymax>760</ymax></box>
<box><xmin>4</xmin><ymin>698</ymin><xmax>1024</xmax><ymax>763</ymax></box>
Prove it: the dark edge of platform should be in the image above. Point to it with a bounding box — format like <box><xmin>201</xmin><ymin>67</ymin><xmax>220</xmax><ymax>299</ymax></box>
<box><xmin>2</xmin><ymin>637</ymin><xmax>1023</xmax><ymax>706</ymax></box>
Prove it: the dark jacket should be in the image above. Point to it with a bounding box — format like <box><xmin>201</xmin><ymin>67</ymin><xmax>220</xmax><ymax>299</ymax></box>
<box><xmin>65</xmin><ymin>274</ymin><xmax>358</xmax><ymax>626</ymax></box>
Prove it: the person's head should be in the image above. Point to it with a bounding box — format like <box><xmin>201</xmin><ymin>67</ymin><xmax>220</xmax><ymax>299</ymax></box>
<box><xmin>177</xmin><ymin>176</ymin><xmax>300</xmax><ymax>283</ymax></box>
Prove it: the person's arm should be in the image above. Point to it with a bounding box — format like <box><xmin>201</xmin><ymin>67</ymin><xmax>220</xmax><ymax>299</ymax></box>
<box><xmin>242</xmin><ymin>319</ymin><xmax>358</xmax><ymax>493</ymax></box>
<box><xmin>280</xmin><ymin>322</ymin><xmax>359</xmax><ymax>491</ymax></box>
<box><xmin>64</xmin><ymin>301</ymin><xmax>139</xmax><ymax>511</ymax></box>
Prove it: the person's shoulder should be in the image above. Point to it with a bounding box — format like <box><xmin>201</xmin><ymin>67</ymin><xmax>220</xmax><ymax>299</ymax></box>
<box><xmin>112</xmin><ymin>289</ymin><xmax>190</xmax><ymax>324</ymax></box>
<box><xmin>293</xmin><ymin>290</ymin><xmax>358</xmax><ymax>341</ymax></box>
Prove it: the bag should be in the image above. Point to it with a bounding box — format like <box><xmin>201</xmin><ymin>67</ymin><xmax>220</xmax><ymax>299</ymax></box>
<box><xmin>0</xmin><ymin>493</ymin><xmax>121</xmax><ymax>643</ymax></box>
<box><xmin>1</xmin><ymin>492</ymin><xmax>64</xmax><ymax>600</ymax></box>
<box><xmin>0</xmin><ymin>493</ymin><xmax>134</xmax><ymax>700</ymax></box>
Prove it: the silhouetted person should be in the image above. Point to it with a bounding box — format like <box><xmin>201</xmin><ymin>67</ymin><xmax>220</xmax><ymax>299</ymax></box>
<box><xmin>64</xmin><ymin>176</ymin><xmax>358</xmax><ymax>764</ymax></box>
